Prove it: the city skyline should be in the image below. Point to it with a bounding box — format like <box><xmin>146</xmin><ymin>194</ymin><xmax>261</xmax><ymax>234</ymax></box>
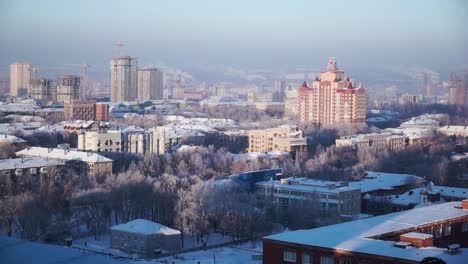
<box><xmin>1</xmin><ymin>0</ymin><xmax>467</xmax><ymax>77</ymax></box>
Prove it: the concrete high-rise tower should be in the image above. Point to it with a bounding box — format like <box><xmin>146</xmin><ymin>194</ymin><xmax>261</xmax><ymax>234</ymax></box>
<box><xmin>10</xmin><ymin>63</ymin><xmax>31</xmax><ymax>97</ymax></box>
<box><xmin>56</xmin><ymin>75</ymin><xmax>81</xmax><ymax>103</ymax></box>
<box><xmin>110</xmin><ymin>56</ymin><xmax>138</xmax><ymax>102</ymax></box>
<box><xmin>448</xmin><ymin>72</ymin><xmax>467</xmax><ymax>106</ymax></box>
<box><xmin>137</xmin><ymin>68</ymin><xmax>164</xmax><ymax>101</ymax></box>
<box><xmin>273</xmin><ymin>80</ymin><xmax>287</xmax><ymax>102</ymax></box>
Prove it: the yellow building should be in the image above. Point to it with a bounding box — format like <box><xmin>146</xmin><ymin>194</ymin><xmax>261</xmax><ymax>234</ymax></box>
<box><xmin>248</xmin><ymin>125</ymin><xmax>307</xmax><ymax>157</ymax></box>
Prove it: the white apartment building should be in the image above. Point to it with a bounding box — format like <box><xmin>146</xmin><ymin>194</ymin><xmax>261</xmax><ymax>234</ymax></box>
<box><xmin>10</xmin><ymin>63</ymin><xmax>31</xmax><ymax>97</ymax></box>
<box><xmin>78</xmin><ymin>130</ymin><xmax>122</xmax><ymax>152</ymax></box>
<box><xmin>256</xmin><ymin>177</ymin><xmax>361</xmax><ymax>216</ymax></box>
<box><xmin>137</xmin><ymin>68</ymin><xmax>164</xmax><ymax>101</ymax></box>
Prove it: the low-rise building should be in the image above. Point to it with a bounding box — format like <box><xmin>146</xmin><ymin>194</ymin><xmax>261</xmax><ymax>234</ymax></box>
<box><xmin>16</xmin><ymin>146</ymin><xmax>113</xmax><ymax>176</ymax></box>
<box><xmin>0</xmin><ymin>157</ymin><xmax>65</xmax><ymax>196</ymax></box>
<box><xmin>336</xmin><ymin>128</ymin><xmax>434</xmax><ymax>151</ymax></box>
<box><xmin>263</xmin><ymin>201</ymin><xmax>468</xmax><ymax>264</ymax></box>
<box><xmin>248</xmin><ymin>125</ymin><xmax>307</xmax><ymax>157</ymax></box>
<box><xmin>439</xmin><ymin>125</ymin><xmax>468</xmax><ymax>138</ymax></box>
<box><xmin>78</xmin><ymin>130</ymin><xmax>122</xmax><ymax>152</ymax></box>
<box><xmin>63</xmin><ymin>120</ymin><xmax>107</xmax><ymax>134</ymax></box>
<box><xmin>0</xmin><ymin>134</ymin><xmax>28</xmax><ymax>151</ymax></box>
<box><xmin>95</xmin><ymin>102</ymin><xmax>109</xmax><ymax>121</ymax></box>
<box><xmin>123</xmin><ymin>127</ymin><xmax>166</xmax><ymax>154</ymax></box>
<box><xmin>64</xmin><ymin>100</ymin><xmax>96</xmax><ymax>120</ymax></box>
<box><xmin>256</xmin><ymin>177</ymin><xmax>361</xmax><ymax>217</ymax></box>
<box><xmin>110</xmin><ymin>219</ymin><xmax>181</xmax><ymax>256</ymax></box>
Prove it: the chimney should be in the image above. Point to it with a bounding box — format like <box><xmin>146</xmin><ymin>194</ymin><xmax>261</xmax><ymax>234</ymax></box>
<box><xmin>400</xmin><ymin>232</ymin><xmax>433</xmax><ymax>248</ymax></box>
<box><xmin>462</xmin><ymin>199</ymin><xmax>468</xmax><ymax>210</ymax></box>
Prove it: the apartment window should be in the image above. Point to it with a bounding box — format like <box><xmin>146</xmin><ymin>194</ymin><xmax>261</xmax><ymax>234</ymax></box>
<box><xmin>302</xmin><ymin>253</ymin><xmax>312</xmax><ymax>264</ymax></box>
<box><xmin>434</xmin><ymin>225</ymin><xmax>441</xmax><ymax>238</ymax></box>
<box><xmin>320</xmin><ymin>255</ymin><xmax>334</xmax><ymax>264</ymax></box>
<box><xmin>463</xmin><ymin>222</ymin><xmax>468</xmax><ymax>232</ymax></box>
<box><xmin>340</xmin><ymin>257</ymin><xmax>353</xmax><ymax>264</ymax></box>
<box><xmin>444</xmin><ymin>225</ymin><xmax>451</xmax><ymax>236</ymax></box>
<box><xmin>283</xmin><ymin>250</ymin><xmax>297</xmax><ymax>262</ymax></box>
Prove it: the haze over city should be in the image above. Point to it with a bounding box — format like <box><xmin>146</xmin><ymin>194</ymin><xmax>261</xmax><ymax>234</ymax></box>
<box><xmin>1</xmin><ymin>0</ymin><xmax>468</xmax><ymax>79</ymax></box>
<box><xmin>1</xmin><ymin>1</ymin><xmax>468</xmax><ymax>264</ymax></box>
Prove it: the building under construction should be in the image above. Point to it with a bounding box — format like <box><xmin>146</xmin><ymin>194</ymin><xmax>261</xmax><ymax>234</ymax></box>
<box><xmin>56</xmin><ymin>75</ymin><xmax>81</xmax><ymax>103</ymax></box>
<box><xmin>110</xmin><ymin>56</ymin><xmax>138</xmax><ymax>102</ymax></box>
<box><xmin>28</xmin><ymin>79</ymin><xmax>56</xmax><ymax>102</ymax></box>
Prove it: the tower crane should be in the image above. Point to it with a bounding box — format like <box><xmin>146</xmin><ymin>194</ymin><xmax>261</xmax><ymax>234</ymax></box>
<box><xmin>64</xmin><ymin>64</ymin><xmax>91</xmax><ymax>100</ymax></box>
<box><xmin>29</xmin><ymin>66</ymin><xmax>65</xmax><ymax>80</ymax></box>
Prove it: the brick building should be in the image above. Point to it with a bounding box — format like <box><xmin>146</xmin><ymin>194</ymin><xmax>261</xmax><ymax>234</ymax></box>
<box><xmin>263</xmin><ymin>201</ymin><xmax>468</xmax><ymax>264</ymax></box>
<box><xmin>297</xmin><ymin>57</ymin><xmax>366</xmax><ymax>126</ymax></box>
<box><xmin>95</xmin><ymin>102</ymin><xmax>109</xmax><ymax>121</ymax></box>
<box><xmin>64</xmin><ymin>100</ymin><xmax>96</xmax><ymax>120</ymax></box>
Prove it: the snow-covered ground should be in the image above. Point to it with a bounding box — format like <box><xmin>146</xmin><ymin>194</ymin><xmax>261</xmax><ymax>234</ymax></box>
<box><xmin>152</xmin><ymin>242</ymin><xmax>262</xmax><ymax>264</ymax></box>
<box><xmin>73</xmin><ymin>232</ymin><xmax>234</xmax><ymax>260</ymax></box>
<box><xmin>0</xmin><ymin>235</ymin><xmax>262</xmax><ymax>264</ymax></box>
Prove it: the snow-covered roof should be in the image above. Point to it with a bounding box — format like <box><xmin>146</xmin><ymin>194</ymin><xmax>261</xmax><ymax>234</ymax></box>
<box><xmin>439</xmin><ymin>125</ymin><xmax>468</xmax><ymax>136</ymax></box>
<box><xmin>264</xmin><ymin>201</ymin><xmax>468</xmax><ymax>263</ymax></box>
<box><xmin>62</xmin><ymin>120</ymin><xmax>100</xmax><ymax>128</ymax></box>
<box><xmin>384</xmin><ymin>127</ymin><xmax>434</xmax><ymax>139</ymax></box>
<box><xmin>176</xmin><ymin>145</ymin><xmax>204</xmax><ymax>153</ymax></box>
<box><xmin>0</xmin><ymin>157</ymin><xmax>64</xmax><ymax>170</ymax></box>
<box><xmin>0</xmin><ymin>134</ymin><xmax>27</xmax><ymax>144</ymax></box>
<box><xmin>16</xmin><ymin>147</ymin><xmax>112</xmax><ymax>163</ymax></box>
<box><xmin>110</xmin><ymin>219</ymin><xmax>180</xmax><ymax>235</ymax></box>
<box><xmin>4</xmin><ymin>114</ymin><xmax>45</xmax><ymax>123</ymax></box>
<box><xmin>400</xmin><ymin>113</ymin><xmax>448</xmax><ymax>128</ymax></box>
<box><xmin>256</xmin><ymin>178</ymin><xmax>359</xmax><ymax>194</ymax></box>
<box><xmin>401</xmin><ymin>232</ymin><xmax>433</xmax><ymax>240</ymax></box>
<box><xmin>349</xmin><ymin>171</ymin><xmax>425</xmax><ymax>193</ymax></box>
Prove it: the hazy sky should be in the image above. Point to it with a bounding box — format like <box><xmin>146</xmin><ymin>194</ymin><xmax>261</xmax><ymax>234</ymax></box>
<box><xmin>1</xmin><ymin>0</ymin><xmax>467</xmax><ymax>77</ymax></box>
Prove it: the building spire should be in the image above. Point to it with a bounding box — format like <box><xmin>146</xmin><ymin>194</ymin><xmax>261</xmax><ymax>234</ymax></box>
<box><xmin>327</xmin><ymin>57</ymin><xmax>338</xmax><ymax>71</ymax></box>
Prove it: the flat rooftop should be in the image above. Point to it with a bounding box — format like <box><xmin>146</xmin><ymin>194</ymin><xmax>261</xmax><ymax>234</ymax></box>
<box><xmin>264</xmin><ymin>201</ymin><xmax>468</xmax><ymax>263</ymax></box>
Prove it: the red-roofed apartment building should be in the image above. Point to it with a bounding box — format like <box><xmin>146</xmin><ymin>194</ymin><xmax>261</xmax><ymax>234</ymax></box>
<box><xmin>297</xmin><ymin>57</ymin><xmax>366</xmax><ymax>126</ymax></box>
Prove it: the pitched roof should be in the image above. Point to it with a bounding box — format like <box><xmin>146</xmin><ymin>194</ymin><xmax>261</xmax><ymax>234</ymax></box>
<box><xmin>264</xmin><ymin>201</ymin><xmax>468</xmax><ymax>263</ymax></box>
<box><xmin>111</xmin><ymin>219</ymin><xmax>180</xmax><ymax>235</ymax></box>
<box><xmin>16</xmin><ymin>147</ymin><xmax>112</xmax><ymax>163</ymax></box>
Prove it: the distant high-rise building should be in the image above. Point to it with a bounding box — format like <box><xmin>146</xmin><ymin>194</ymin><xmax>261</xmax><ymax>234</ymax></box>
<box><xmin>137</xmin><ymin>68</ymin><xmax>164</xmax><ymax>101</ymax></box>
<box><xmin>448</xmin><ymin>72</ymin><xmax>468</xmax><ymax>106</ymax></box>
<box><xmin>56</xmin><ymin>75</ymin><xmax>81</xmax><ymax>103</ymax></box>
<box><xmin>297</xmin><ymin>57</ymin><xmax>367</xmax><ymax>126</ymax></box>
<box><xmin>273</xmin><ymin>80</ymin><xmax>286</xmax><ymax>102</ymax></box>
<box><xmin>284</xmin><ymin>86</ymin><xmax>298</xmax><ymax>116</ymax></box>
<box><xmin>28</xmin><ymin>79</ymin><xmax>55</xmax><ymax>102</ymax></box>
<box><xmin>10</xmin><ymin>63</ymin><xmax>31</xmax><ymax>97</ymax></box>
<box><xmin>172</xmin><ymin>77</ymin><xmax>185</xmax><ymax>99</ymax></box>
<box><xmin>415</xmin><ymin>70</ymin><xmax>439</xmax><ymax>96</ymax></box>
<box><xmin>247</xmin><ymin>92</ymin><xmax>256</xmax><ymax>103</ymax></box>
<box><xmin>110</xmin><ymin>56</ymin><xmax>138</xmax><ymax>102</ymax></box>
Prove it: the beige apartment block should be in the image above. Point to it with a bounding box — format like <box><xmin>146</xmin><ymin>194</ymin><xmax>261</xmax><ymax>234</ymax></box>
<box><xmin>248</xmin><ymin>125</ymin><xmax>307</xmax><ymax>156</ymax></box>
<box><xmin>78</xmin><ymin>130</ymin><xmax>122</xmax><ymax>152</ymax></box>
<box><xmin>10</xmin><ymin>63</ymin><xmax>31</xmax><ymax>97</ymax></box>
